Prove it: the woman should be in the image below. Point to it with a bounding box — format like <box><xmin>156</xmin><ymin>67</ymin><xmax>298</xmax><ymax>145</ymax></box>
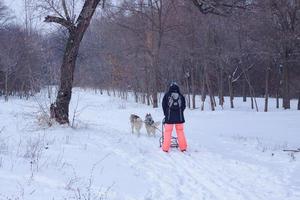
<box><xmin>162</xmin><ymin>82</ymin><xmax>187</xmax><ymax>152</ymax></box>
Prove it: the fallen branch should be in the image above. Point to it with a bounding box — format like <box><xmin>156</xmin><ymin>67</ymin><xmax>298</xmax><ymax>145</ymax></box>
<box><xmin>283</xmin><ymin>148</ymin><xmax>300</xmax><ymax>153</ymax></box>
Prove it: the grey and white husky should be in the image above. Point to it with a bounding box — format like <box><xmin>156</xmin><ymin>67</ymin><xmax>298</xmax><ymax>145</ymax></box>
<box><xmin>130</xmin><ymin>114</ymin><xmax>143</xmax><ymax>136</ymax></box>
<box><xmin>144</xmin><ymin>113</ymin><xmax>160</xmax><ymax>137</ymax></box>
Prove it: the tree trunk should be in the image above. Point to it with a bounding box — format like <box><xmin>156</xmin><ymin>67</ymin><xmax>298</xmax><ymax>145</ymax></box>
<box><xmin>213</xmin><ymin>95</ymin><xmax>217</xmax><ymax>107</ymax></box>
<box><xmin>152</xmin><ymin>91</ymin><xmax>158</xmax><ymax>108</ymax></box>
<box><xmin>228</xmin><ymin>75</ymin><xmax>234</xmax><ymax>109</ymax></box>
<box><xmin>218</xmin><ymin>67</ymin><xmax>224</xmax><ymax>108</ymax></box>
<box><xmin>134</xmin><ymin>91</ymin><xmax>138</xmax><ymax>103</ymax></box>
<box><xmin>4</xmin><ymin>71</ymin><xmax>8</xmax><ymax>102</ymax></box>
<box><xmin>209</xmin><ymin>95</ymin><xmax>215</xmax><ymax>111</ymax></box>
<box><xmin>185</xmin><ymin>77</ymin><xmax>191</xmax><ymax>109</ymax></box>
<box><xmin>147</xmin><ymin>93</ymin><xmax>150</xmax><ymax>106</ymax></box>
<box><xmin>282</xmin><ymin>55</ymin><xmax>290</xmax><ymax>109</ymax></box>
<box><xmin>145</xmin><ymin>67</ymin><xmax>150</xmax><ymax>106</ymax></box>
<box><xmin>274</xmin><ymin>68</ymin><xmax>281</xmax><ymax>109</ymax></box>
<box><xmin>200</xmin><ymin>71</ymin><xmax>206</xmax><ymax>111</ymax></box>
<box><xmin>242</xmin><ymin>77</ymin><xmax>247</xmax><ymax>102</ymax></box>
<box><xmin>253</xmin><ymin>95</ymin><xmax>259</xmax><ymax>112</ymax></box>
<box><xmin>192</xmin><ymin>94</ymin><xmax>196</xmax><ymax>109</ymax></box>
<box><xmin>48</xmin><ymin>0</ymin><xmax>102</xmax><ymax>124</ymax></box>
<box><xmin>251</xmin><ymin>96</ymin><xmax>254</xmax><ymax>109</ymax></box>
<box><xmin>276</xmin><ymin>91</ymin><xmax>280</xmax><ymax>109</ymax></box>
<box><xmin>152</xmin><ymin>57</ymin><xmax>159</xmax><ymax>108</ymax></box>
<box><xmin>298</xmin><ymin>93</ymin><xmax>300</xmax><ymax>110</ymax></box>
<box><xmin>50</xmin><ymin>33</ymin><xmax>78</xmax><ymax>124</ymax></box>
<box><xmin>149</xmin><ymin>49</ymin><xmax>159</xmax><ymax>108</ymax></box>
<box><xmin>191</xmin><ymin>68</ymin><xmax>196</xmax><ymax>109</ymax></box>
<box><xmin>141</xmin><ymin>93</ymin><xmax>145</xmax><ymax>104</ymax></box>
<box><xmin>245</xmin><ymin>73</ymin><xmax>259</xmax><ymax>112</ymax></box>
<box><xmin>47</xmin><ymin>85</ymin><xmax>51</xmax><ymax>99</ymax></box>
<box><xmin>264</xmin><ymin>66</ymin><xmax>271</xmax><ymax>112</ymax></box>
<box><xmin>206</xmin><ymin>72</ymin><xmax>215</xmax><ymax>111</ymax></box>
<box><xmin>151</xmin><ymin>1</ymin><xmax>163</xmax><ymax>109</ymax></box>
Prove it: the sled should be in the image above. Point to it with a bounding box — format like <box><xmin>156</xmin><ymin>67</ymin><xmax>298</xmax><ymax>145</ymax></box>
<box><xmin>159</xmin><ymin>119</ymin><xmax>179</xmax><ymax>148</ymax></box>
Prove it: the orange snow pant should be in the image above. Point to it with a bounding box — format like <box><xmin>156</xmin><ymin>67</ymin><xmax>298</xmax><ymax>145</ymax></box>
<box><xmin>162</xmin><ymin>123</ymin><xmax>187</xmax><ymax>152</ymax></box>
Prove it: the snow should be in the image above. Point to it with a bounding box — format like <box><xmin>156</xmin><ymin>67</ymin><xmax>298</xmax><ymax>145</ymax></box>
<box><xmin>0</xmin><ymin>88</ymin><xmax>299</xmax><ymax>200</ymax></box>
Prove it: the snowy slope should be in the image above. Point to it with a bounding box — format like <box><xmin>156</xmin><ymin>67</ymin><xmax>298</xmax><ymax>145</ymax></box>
<box><xmin>0</xmin><ymin>89</ymin><xmax>299</xmax><ymax>200</ymax></box>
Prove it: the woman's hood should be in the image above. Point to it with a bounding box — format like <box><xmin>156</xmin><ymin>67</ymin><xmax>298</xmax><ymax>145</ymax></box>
<box><xmin>169</xmin><ymin>83</ymin><xmax>180</xmax><ymax>93</ymax></box>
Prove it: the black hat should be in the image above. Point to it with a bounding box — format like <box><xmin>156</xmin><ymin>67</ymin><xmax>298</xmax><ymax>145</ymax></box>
<box><xmin>169</xmin><ymin>82</ymin><xmax>180</xmax><ymax>92</ymax></box>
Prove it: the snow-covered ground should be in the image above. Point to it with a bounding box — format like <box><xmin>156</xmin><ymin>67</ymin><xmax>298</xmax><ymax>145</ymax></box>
<box><xmin>0</xmin><ymin>88</ymin><xmax>299</xmax><ymax>200</ymax></box>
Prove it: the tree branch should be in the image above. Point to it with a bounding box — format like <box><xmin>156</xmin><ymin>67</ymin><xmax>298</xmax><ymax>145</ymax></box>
<box><xmin>61</xmin><ymin>0</ymin><xmax>71</xmax><ymax>21</ymax></box>
<box><xmin>44</xmin><ymin>15</ymin><xmax>75</xmax><ymax>31</ymax></box>
<box><xmin>232</xmin><ymin>64</ymin><xmax>254</xmax><ymax>83</ymax></box>
<box><xmin>191</xmin><ymin>0</ymin><xmax>247</xmax><ymax>16</ymax></box>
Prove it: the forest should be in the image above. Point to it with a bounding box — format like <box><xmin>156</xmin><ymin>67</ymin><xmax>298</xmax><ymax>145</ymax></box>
<box><xmin>0</xmin><ymin>0</ymin><xmax>300</xmax><ymax>121</ymax></box>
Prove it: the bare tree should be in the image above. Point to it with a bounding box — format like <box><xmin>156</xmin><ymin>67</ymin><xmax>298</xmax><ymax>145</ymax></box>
<box><xmin>0</xmin><ymin>31</ymin><xmax>20</xmax><ymax>101</ymax></box>
<box><xmin>268</xmin><ymin>0</ymin><xmax>300</xmax><ymax>109</ymax></box>
<box><xmin>59</xmin><ymin>0</ymin><xmax>300</xmax><ymax>112</ymax></box>
<box><xmin>0</xmin><ymin>0</ymin><xmax>11</xmax><ymax>27</ymax></box>
<box><xmin>39</xmin><ymin>0</ymin><xmax>104</xmax><ymax>124</ymax></box>
<box><xmin>0</xmin><ymin>25</ymin><xmax>44</xmax><ymax>100</ymax></box>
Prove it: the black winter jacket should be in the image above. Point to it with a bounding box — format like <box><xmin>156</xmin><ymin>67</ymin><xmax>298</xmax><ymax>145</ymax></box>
<box><xmin>162</xmin><ymin>84</ymin><xmax>186</xmax><ymax>124</ymax></box>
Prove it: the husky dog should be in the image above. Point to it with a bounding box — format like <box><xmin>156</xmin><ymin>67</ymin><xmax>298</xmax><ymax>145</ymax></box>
<box><xmin>130</xmin><ymin>114</ymin><xmax>143</xmax><ymax>136</ymax></box>
<box><xmin>144</xmin><ymin>113</ymin><xmax>160</xmax><ymax>137</ymax></box>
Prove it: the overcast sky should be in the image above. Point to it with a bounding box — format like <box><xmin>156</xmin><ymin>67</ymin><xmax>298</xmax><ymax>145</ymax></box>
<box><xmin>3</xmin><ymin>0</ymin><xmax>116</xmax><ymax>34</ymax></box>
<box><xmin>3</xmin><ymin>0</ymin><xmax>106</xmax><ymax>33</ymax></box>
<box><xmin>3</xmin><ymin>0</ymin><xmax>51</xmax><ymax>32</ymax></box>
<box><xmin>4</xmin><ymin>0</ymin><xmax>24</xmax><ymax>20</ymax></box>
